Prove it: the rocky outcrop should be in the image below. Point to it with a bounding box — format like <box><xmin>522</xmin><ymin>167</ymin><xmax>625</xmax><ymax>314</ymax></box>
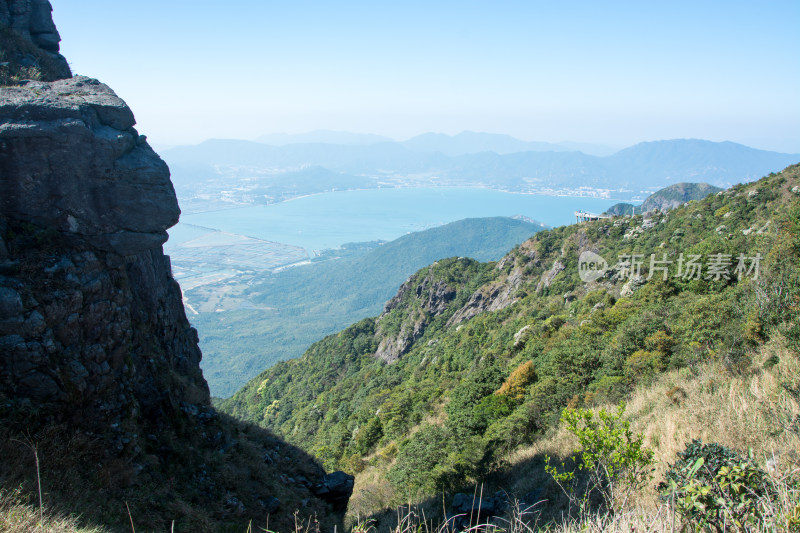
<box><xmin>0</xmin><ymin>0</ymin><xmax>71</xmax><ymax>79</ymax></box>
<box><xmin>0</xmin><ymin>77</ymin><xmax>179</xmax><ymax>255</ymax></box>
<box><xmin>446</xmin><ymin>269</ymin><xmax>523</xmax><ymax>326</ymax></box>
<box><xmin>311</xmin><ymin>471</ymin><xmax>355</xmax><ymax>512</ymax></box>
<box><xmin>605</xmin><ymin>183</ymin><xmax>724</xmax><ymax>217</ymax></box>
<box><xmin>639</xmin><ymin>182</ymin><xmax>722</xmax><ymax>212</ymax></box>
<box><xmin>0</xmin><ymin>75</ymin><xmax>204</xmax><ymax>434</ymax></box>
<box><xmin>373</xmin><ymin>259</ymin><xmax>479</xmax><ymax>363</ymax></box>
<box><xmin>374</xmin><ymin>263</ymin><xmax>459</xmax><ymax>362</ymax></box>
<box><xmin>0</xmin><ymin>65</ymin><xmax>350</xmax><ymax>529</ymax></box>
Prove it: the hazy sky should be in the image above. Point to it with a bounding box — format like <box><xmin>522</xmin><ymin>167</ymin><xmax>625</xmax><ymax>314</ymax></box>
<box><xmin>51</xmin><ymin>1</ymin><xmax>800</xmax><ymax>151</ymax></box>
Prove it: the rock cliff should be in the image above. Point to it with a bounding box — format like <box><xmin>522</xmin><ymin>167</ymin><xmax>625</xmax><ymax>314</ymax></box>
<box><xmin>0</xmin><ymin>74</ymin><xmax>206</xmax><ymax>445</ymax></box>
<box><xmin>373</xmin><ymin>258</ymin><xmax>485</xmax><ymax>363</ymax></box>
<box><xmin>0</xmin><ymin>11</ymin><xmax>350</xmax><ymax>532</ymax></box>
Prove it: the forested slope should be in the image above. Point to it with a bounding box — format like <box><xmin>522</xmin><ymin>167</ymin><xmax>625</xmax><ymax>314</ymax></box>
<box><xmin>220</xmin><ymin>164</ymin><xmax>800</xmax><ymax>515</ymax></box>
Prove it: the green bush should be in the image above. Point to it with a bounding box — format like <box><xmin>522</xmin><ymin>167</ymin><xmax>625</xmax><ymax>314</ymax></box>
<box><xmin>354</xmin><ymin>417</ymin><xmax>383</xmax><ymax>455</ymax></box>
<box><xmin>546</xmin><ymin>402</ymin><xmax>654</xmax><ymax>513</ymax></box>
<box><xmin>659</xmin><ymin>439</ymin><xmax>775</xmax><ymax>531</ymax></box>
<box><xmin>387</xmin><ymin>424</ymin><xmax>451</xmax><ymax>494</ymax></box>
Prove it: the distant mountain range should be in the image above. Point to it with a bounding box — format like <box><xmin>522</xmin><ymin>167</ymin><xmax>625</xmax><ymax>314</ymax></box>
<box><xmin>257</xmin><ymin>130</ymin><xmax>395</xmax><ymax>146</ymax></box>
<box><xmin>398</xmin><ymin>131</ymin><xmax>617</xmax><ymax>156</ymax></box>
<box><xmin>254</xmin><ymin>130</ymin><xmax>616</xmax><ymax>156</ymax></box>
<box><xmin>163</xmin><ymin>136</ymin><xmax>799</xmax><ymax>199</ymax></box>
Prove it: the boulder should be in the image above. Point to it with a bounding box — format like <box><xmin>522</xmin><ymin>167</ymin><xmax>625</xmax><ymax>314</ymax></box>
<box><xmin>620</xmin><ymin>275</ymin><xmax>646</xmax><ymax>297</ymax></box>
<box><xmin>262</xmin><ymin>496</ymin><xmax>280</xmax><ymax>514</ymax></box>
<box><xmin>446</xmin><ymin>491</ymin><xmax>512</xmax><ymax>531</ymax></box>
<box><xmin>311</xmin><ymin>471</ymin><xmax>354</xmax><ymax>511</ymax></box>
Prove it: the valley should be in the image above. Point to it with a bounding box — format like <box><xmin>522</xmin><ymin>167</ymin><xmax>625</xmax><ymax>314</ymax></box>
<box><xmin>173</xmin><ymin>216</ymin><xmax>551</xmax><ymax>397</ymax></box>
<box><xmin>164</xmin><ymin>185</ymin><xmax>619</xmax><ymax>397</ymax></box>
<box><xmin>163</xmin><ymin>140</ymin><xmax>800</xmax><ymax>401</ymax></box>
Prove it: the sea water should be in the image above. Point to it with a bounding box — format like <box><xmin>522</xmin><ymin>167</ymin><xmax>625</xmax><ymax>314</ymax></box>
<box><xmin>168</xmin><ymin>187</ymin><xmax>618</xmax><ymax>253</ymax></box>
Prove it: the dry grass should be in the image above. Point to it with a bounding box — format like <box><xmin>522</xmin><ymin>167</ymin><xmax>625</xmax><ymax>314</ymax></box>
<box><xmin>501</xmin><ymin>336</ymin><xmax>800</xmax><ymax>510</ymax></box>
<box><xmin>471</xmin><ymin>335</ymin><xmax>800</xmax><ymax>532</ymax></box>
<box><xmin>0</xmin><ymin>488</ymin><xmax>107</xmax><ymax>533</ymax></box>
<box><xmin>352</xmin><ymin>334</ymin><xmax>800</xmax><ymax>533</ymax></box>
<box><xmin>364</xmin><ymin>476</ymin><xmax>800</xmax><ymax>533</ymax></box>
<box><xmin>348</xmin><ymin>468</ymin><xmax>397</xmax><ymax>522</ymax></box>
<box><xmin>626</xmin><ymin>335</ymin><xmax>800</xmax><ymax>502</ymax></box>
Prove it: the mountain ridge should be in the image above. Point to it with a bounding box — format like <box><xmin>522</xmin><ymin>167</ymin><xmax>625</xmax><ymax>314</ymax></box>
<box><xmin>605</xmin><ymin>181</ymin><xmax>723</xmax><ymax>215</ymax></box>
<box><xmin>254</xmin><ymin>130</ymin><xmax>618</xmax><ymax>156</ymax></box>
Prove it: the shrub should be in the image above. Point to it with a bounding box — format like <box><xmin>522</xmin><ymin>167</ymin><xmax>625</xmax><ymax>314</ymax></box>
<box><xmin>387</xmin><ymin>424</ymin><xmax>451</xmax><ymax>494</ymax></box>
<box><xmin>659</xmin><ymin>439</ymin><xmax>776</xmax><ymax>531</ymax></box>
<box><xmin>546</xmin><ymin>402</ymin><xmax>654</xmax><ymax>513</ymax></box>
<box><xmin>354</xmin><ymin>417</ymin><xmax>383</xmax><ymax>455</ymax></box>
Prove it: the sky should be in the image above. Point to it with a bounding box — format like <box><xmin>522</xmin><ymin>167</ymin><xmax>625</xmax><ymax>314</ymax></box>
<box><xmin>50</xmin><ymin>1</ymin><xmax>800</xmax><ymax>152</ymax></box>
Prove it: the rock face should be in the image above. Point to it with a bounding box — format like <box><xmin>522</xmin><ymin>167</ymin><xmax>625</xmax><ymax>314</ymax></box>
<box><xmin>0</xmin><ymin>0</ymin><xmax>71</xmax><ymax>79</ymax></box>
<box><xmin>639</xmin><ymin>182</ymin><xmax>722</xmax><ymax>213</ymax></box>
<box><xmin>0</xmin><ymin>77</ymin><xmax>180</xmax><ymax>255</ymax></box>
<box><xmin>447</xmin><ymin>268</ymin><xmax>523</xmax><ymax>326</ymax></box>
<box><xmin>311</xmin><ymin>471</ymin><xmax>355</xmax><ymax>512</ymax></box>
<box><xmin>374</xmin><ymin>262</ymin><xmax>459</xmax><ymax>363</ymax></box>
<box><xmin>0</xmin><ymin>65</ymin><xmax>351</xmax><ymax>533</ymax></box>
<box><xmin>447</xmin><ymin>247</ymin><xmax>534</xmax><ymax>327</ymax></box>
<box><xmin>0</xmin><ymin>76</ymin><xmax>207</xmax><ymax>432</ymax></box>
<box><xmin>605</xmin><ymin>182</ymin><xmax>724</xmax><ymax>216</ymax></box>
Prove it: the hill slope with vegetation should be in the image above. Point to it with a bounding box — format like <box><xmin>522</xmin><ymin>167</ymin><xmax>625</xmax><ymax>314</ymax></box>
<box><xmin>220</xmin><ymin>164</ymin><xmax>800</xmax><ymax>525</ymax></box>
<box><xmin>193</xmin><ymin>216</ymin><xmax>546</xmax><ymax>397</ymax></box>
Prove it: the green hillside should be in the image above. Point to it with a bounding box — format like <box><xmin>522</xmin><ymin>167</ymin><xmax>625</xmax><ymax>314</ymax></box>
<box><xmin>194</xmin><ymin>216</ymin><xmax>546</xmax><ymax>397</ymax></box>
<box><xmin>220</xmin><ymin>164</ymin><xmax>800</xmax><ymax>518</ymax></box>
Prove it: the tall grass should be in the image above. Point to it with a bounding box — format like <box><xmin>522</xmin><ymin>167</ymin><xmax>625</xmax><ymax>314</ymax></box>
<box><xmin>363</xmin><ymin>475</ymin><xmax>799</xmax><ymax>533</ymax></box>
<box><xmin>0</xmin><ymin>488</ymin><xmax>107</xmax><ymax>533</ymax></box>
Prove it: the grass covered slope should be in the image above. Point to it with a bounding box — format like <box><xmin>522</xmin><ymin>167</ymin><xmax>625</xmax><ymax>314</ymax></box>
<box><xmin>194</xmin><ymin>216</ymin><xmax>546</xmax><ymax>397</ymax></box>
<box><xmin>220</xmin><ymin>164</ymin><xmax>800</xmax><ymax>520</ymax></box>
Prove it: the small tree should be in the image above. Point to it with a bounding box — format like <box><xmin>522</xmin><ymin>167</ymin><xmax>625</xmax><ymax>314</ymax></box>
<box><xmin>545</xmin><ymin>402</ymin><xmax>654</xmax><ymax>514</ymax></box>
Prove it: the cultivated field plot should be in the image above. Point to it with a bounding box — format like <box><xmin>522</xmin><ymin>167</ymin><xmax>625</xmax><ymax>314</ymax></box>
<box><xmin>165</xmin><ymin>225</ymin><xmax>309</xmax><ymax>291</ymax></box>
